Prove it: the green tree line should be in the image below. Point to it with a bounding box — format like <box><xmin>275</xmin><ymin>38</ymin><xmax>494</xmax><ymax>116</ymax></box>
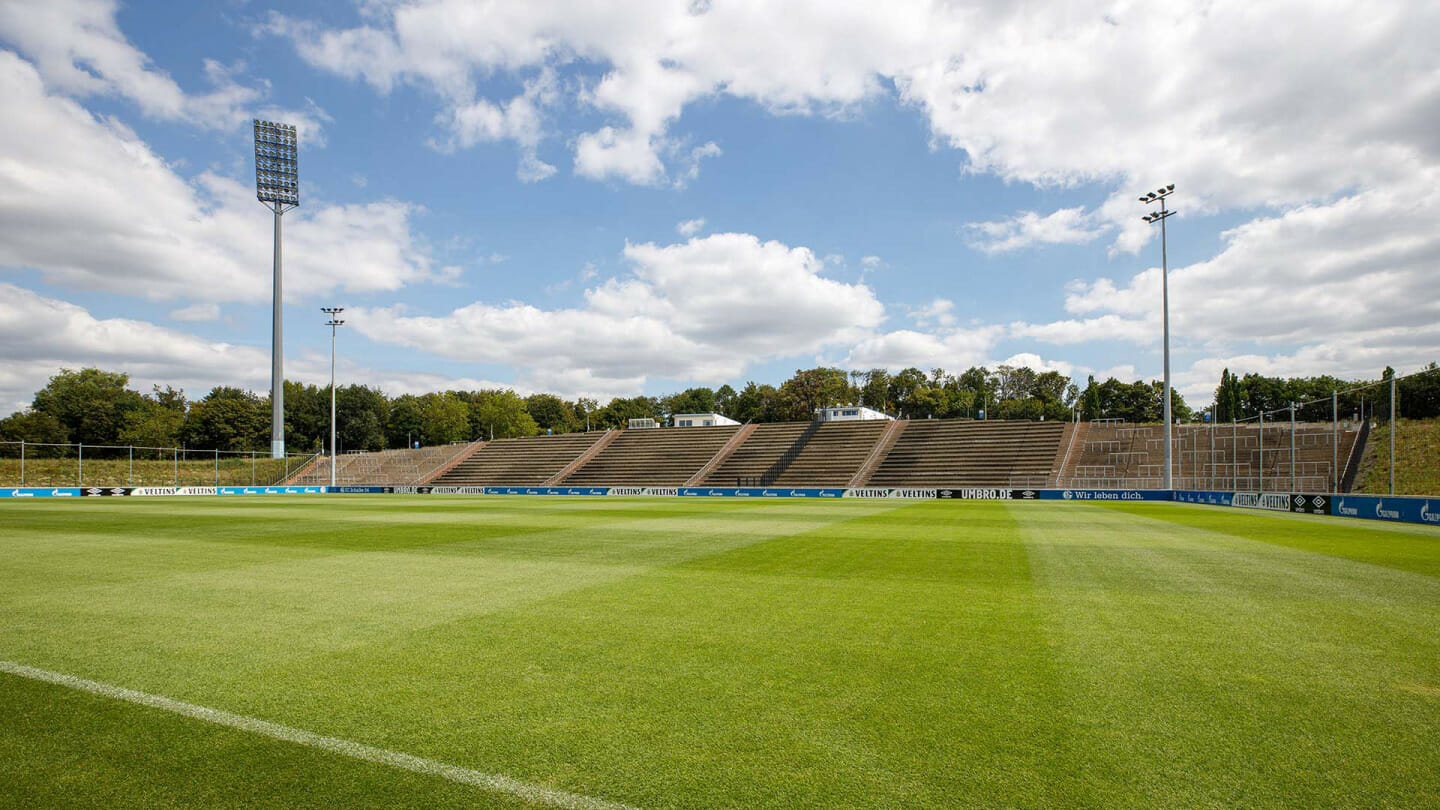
<box><xmin>11</xmin><ymin>363</ymin><xmax>1428</xmax><ymax>453</ymax></box>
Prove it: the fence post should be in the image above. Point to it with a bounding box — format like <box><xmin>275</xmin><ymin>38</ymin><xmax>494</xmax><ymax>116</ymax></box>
<box><xmin>1258</xmin><ymin>411</ymin><xmax>1265</xmax><ymax>492</ymax></box>
<box><xmin>19</xmin><ymin>440</ymin><xmax>24</xmax><ymax>486</ymax></box>
<box><xmin>1296</xmin><ymin>400</ymin><xmax>1307</xmax><ymax>492</ymax></box>
<box><xmin>215</xmin><ymin>449</ymin><xmax>219</xmax><ymax>487</ymax></box>
<box><xmin>1390</xmin><ymin>376</ymin><xmax>1397</xmax><ymax>496</ymax></box>
<box><xmin>78</xmin><ymin>442</ymin><xmax>83</xmax><ymax>486</ymax></box>
<box><xmin>128</xmin><ymin>445</ymin><xmax>133</xmax><ymax>486</ymax></box>
<box><xmin>173</xmin><ymin>447</ymin><xmax>178</xmax><ymax>487</ymax></box>
<box><xmin>1231</xmin><ymin>420</ymin><xmax>1237</xmax><ymax>491</ymax></box>
<box><xmin>1331</xmin><ymin>390</ymin><xmax>1338</xmax><ymax>493</ymax></box>
<box><xmin>251</xmin><ymin>452</ymin><xmax>256</xmax><ymax>485</ymax></box>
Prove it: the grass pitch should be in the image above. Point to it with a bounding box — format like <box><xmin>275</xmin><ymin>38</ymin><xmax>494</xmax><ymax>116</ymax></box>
<box><xmin>1</xmin><ymin>496</ymin><xmax>1438</xmax><ymax>808</ymax></box>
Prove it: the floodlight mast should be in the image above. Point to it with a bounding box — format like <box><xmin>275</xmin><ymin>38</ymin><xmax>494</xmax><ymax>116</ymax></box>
<box><xmin>322</xmin><ymin>308</ymin><xmax>345</xmax><ymax>489</ymax></box>
<box><xmin>1139</xmin><ymin>183</ymin><xmax>1176</xmax><ymax>489</ymax></box>
<box><xmin>254</xmin><ymin>120</ymin><xmax>299</xmax><ymax>459</ymax></box>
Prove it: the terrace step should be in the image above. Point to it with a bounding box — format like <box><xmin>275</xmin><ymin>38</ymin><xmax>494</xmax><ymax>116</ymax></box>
<box><xmin>685</xmin><ymin>423</ymin><xmax>757</xmax><ymax>486</ymax></box>
<box><xmin>549</xmin><ymin>430</ymin><xmax>620</xmax><ymax>484</ymax></box>
<box><xmin>848</xmin><ymin>419</ymin><xmax>908</xmax><ymax>487</ymax></box>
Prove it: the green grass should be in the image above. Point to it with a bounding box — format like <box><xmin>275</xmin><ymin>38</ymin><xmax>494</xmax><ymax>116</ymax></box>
<box><xmin>1</xmin><ymin>496</ymin><xmax>1437</xmax><ymax>808</ymax></box>
<box><xmin>1358</xmin><ymin>417</ymin><xmax>1440</xmax><ymax>496</ymax></box>
<box><xmin>0</xmin><ymin>455</ymin><xmax>304</xmax><ymax>487</ymax></box>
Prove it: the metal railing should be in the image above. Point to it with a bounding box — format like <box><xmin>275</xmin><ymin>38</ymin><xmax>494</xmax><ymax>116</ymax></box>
<box><xmin>0</xmin><ymin>441</ymin><xmax>317</xmax><ymax>488</ymax></box>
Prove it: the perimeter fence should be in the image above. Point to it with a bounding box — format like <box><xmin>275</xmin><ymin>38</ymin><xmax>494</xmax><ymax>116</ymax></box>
<box><xmin>0</xmin><ymin>442</ymin><xmax>319</xmax><ymax>488</ymax></box>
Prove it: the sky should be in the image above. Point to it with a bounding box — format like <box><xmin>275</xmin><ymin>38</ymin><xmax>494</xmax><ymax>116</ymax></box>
<box><xmin>1</xmin><ymin>0</ymin><xmax>1438</xmax><ymax>412</ymax></box>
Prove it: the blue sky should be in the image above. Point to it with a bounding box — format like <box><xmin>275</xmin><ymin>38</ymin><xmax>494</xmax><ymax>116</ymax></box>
<box><xmin>1</xmin><ymin>0</ymin><xmax>1437</xmax><ymax>411</ymax></box>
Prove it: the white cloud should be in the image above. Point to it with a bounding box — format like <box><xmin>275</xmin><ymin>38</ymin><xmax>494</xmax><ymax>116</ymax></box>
<box><xmin>267</xmin><ymin>0</ymin><xmax>1440</xmax><ymax>219</ymax></box>
<box><xmin>843</xmin><ymin>326</ymin><xmax>1004</xmax><ymax>372</ymax></box>
<box><xmin>909</xmin><ymin>298</ymin><xmax>956</xmax><ymax>328</ymax></box>
<box><xmin>169</xmin><ymin>303</ymin><xmax>220</xmax><ymax>322</ymax></box>
<box><xmin>0</xmin><ymin>51</ymin><xmax>437</xmax><ymax>304</ymax></box>
<box><xmin>676</xmin><ymin>217</ymin><xmax>706</xmax><ymax>237</ymax></box>
<box><xmin>965</xmin><ymin>207</ymin><xmax>1102</xmax><ymax>254</ymax></box>
<box><xmin>1038</xmin><ymin>175</ymin><xmax>1440</xmax><ymax>359</ymax></box>
<box><xmin>0</xmin><ymin>282</ymin><xmax>269</xmax><ymax>411</ymax></box>
<box><xmin>351</xmin><ymin>232</ymin><xmax>884</xmax><ymax>397</ymax></box>
<box><xmin>0</xmin><ymin>284</ymin><xmax>517</xmax><ymax>412</ymax></box>
<box><xmin>0</xmin><ymin>0</ymin><xmax>330</xmax><ymax>143</ymax></box>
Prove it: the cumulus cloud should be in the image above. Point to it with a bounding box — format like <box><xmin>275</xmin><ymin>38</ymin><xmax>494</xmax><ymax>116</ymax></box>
<box><xmin>675</xmin><ymin>217</ymin><xmax>706</xmax><ymax>237</ymax></box>
<box><xmin>267</xmin><ymin>1</ymin><xmax>1439</xmax><ymax>217</ymax></box>
<box><xmin>0</xmin><ymin>0</ymin><xmax>331</xmax><ymax>143</ymax></box>
<box><xmin>966</xmin><ymin>207</ymin><xmax>1103</xmax><ymax>254</ymax></box>
<box><xmin>0</xmin><ymin>51</ymin><xmax>438</xmax><ymax>304</ymax></box>
<box><xmin>169</xmin><ymin>303</ymin><xmax>220</xmax><ymax>323</ymax></box>
<box><xmin>350</xmin><ymin>232</ymin><xmax>884</xmax><ymax>396</ymax></box>
<box><xmin>0</xmin><ymin>284</ymin><xmax>518</xmax><ymax>412</ymax></box>
<box><xmin>0</xmin><ymin>282</ymin><xmax>270</xmax><ymax>410</ymax></box>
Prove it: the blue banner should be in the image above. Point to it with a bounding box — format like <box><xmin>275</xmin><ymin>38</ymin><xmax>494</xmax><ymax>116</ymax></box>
<box><xmin>1045</xmin><ymin>489</ymin><xmax>1173</xmax><ymax>502</ymax></box>
<box><xmin>1331</xmin><ymin>494</ymin><xmax>1440</xmax><ymax>526</ymax></box>
<box><xmin>217</xmin><ymin>486</ymin><xmax>326</xmax><ymax>495</ymax></box>
<box><xmin>677</xmin><ymin>487</ymin><xmax>845</xmax><ymax>498</ymax></box>
<box><xmin>332</xmin><ymin>486</ymin><xmax>391</xmax><ymax>494</ymax></box>
<box><xmin>483</xmin><ymin>486</ymin><xmax>609</xmax><ymax>496</ymax></box>
<box><xmin>0</xmin><ymin>487</ymin><xmax>81</xmax><ymax>498</ymax></box>
<box><xmin>1173</xmin><ymin>490</ymin><xmax>1235</xmax><ymax>506</ymax></box>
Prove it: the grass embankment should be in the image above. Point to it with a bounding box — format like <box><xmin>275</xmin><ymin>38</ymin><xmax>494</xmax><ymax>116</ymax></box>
<box><xmin>1356</xmin><ymin>417</ymin><xmax>1440</xmax><ymax>495</ymax></box>
<box><xmin>0</xmin><ymin>496</ymin><xmax>1436</xmax><ymax>808</ymax></box>
<box><xmin>0</xmin><ymin>456</ymin><xmax>305</xmax><ymax>487</ymax></box>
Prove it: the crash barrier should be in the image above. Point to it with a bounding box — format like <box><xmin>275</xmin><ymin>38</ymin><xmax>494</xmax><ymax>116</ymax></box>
<box><xmin>1176</xmin><ymin>490</ymin><xmax>1440</xmax><ymax>526</ymax></box>
<box><xmin>3</xmin><ymin>485</ymin><xmax>1435</xmax><ymax>528</ymax></box>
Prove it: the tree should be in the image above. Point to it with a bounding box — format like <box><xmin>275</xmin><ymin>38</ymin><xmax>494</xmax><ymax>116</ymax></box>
<box><xmin>713</xmin><ymin>385</ymin><xmax>737</xmax><ymax>416</ymax></box>
<box><xmin>525</xmin><ymin>394</ymin><xmax>575</xmax><ymax>433</ymax></box>
<box><xmin>335</xmin><ymin>385</ymin><xmax>389</xmax><ymax>452</ymax></box>
<box><xmin>470</xmin><ymin>390</ymin><xmax>540</xmax><ymax>439</ymax></box>
<box><xmin>593</xmin><ymin>396</ymin><xmax>659</xmax><ymax>429</ymax></box>
<box><xmin>284</xmin><ymin>381</ymin><xmax>327</xmax><ymax>453</ymax></box>
<box><xmin>0</xmin><ymin>410</ymin><xmax>69</xmax><ymax>448</ymax></box>
<box><xmin>663</xmin><ymin>387</ymin><xmax>716</xmax><ymax>420</ymax></box>
<box><xmin>419</xmin><ymin>393</ymin><xmax>471</xmax><ymax>445</ymax></box>
<box><xmin>31</xmin><ymin>368</ymin><xmax>144</xmax><ymax>446</ymax></box>
<box><xmin>860</xmin><ymin>369</ymin><xmax>891</xmax><ymax>413</ymax></box>
<box><xmin>386</xmin><ymin>394</ymin><xmax>425</xmax><ymax>448</ymax></box>
<box><xmin>183</xmin><ymin>387</ymin><xmax>268</xmax><ymax>451</ymax></box>
<box><xmin>887</xmin><ymin>368</ymin><xmax>929</xmax><ymax>417</ymax></box>
<box><xmin>776</xmin><ymin>367</ymin><xmax>850</xmax><ymax>421</ymax></box>
<box><xmin>573</xmin><ymin>397</ymin><xmax>600</xmax><ymax>431</ymax></box>
<box><xmin>118</xmin><ymin>402</ymin><xmax>186</xmax><ymax>449</ymax></box>
<box><xmin>729</xmin><ymin>382</ymin><xmax>779</xmax><ymax>423</ymax></box>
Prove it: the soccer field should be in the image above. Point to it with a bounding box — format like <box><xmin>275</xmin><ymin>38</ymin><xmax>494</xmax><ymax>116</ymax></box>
<box><xmin>2</xmin><ymin>496</ymin><xmax>1438</xmax><ymax>808</ymax></box>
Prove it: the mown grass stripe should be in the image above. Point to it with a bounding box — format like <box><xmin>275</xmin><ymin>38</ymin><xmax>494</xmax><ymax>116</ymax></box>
<box><xmin>0</xmin><ymin>660</ymin><xmax>638</xmax><ymax>810</ymax></box>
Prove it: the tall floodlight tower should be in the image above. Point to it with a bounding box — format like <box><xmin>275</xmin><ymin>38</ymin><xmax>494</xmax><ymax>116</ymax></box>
<box><xmin>254</xmin><ymin>120</ymin><xmax>299</xmax><ymax>458</ymax></box>
<box><xmin>1140</xmin><ymin>184</ymin><xmax>1176</xmax><ymax>489</ymax></box>
<box><xmin>322</xmin><ymin>308</ymin><xmax>345</xmax><ymax>488</ymax></box>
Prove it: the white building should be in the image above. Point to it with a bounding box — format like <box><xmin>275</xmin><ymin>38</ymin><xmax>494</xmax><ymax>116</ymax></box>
<box><xmin>673</xmin><ymin>412</ymin><xmax>740</xmax><ymax>427</ymax></box>
<box><xmin>815</xmin><ymin>405</ymin><xmax>893</xmax><ymax>422</ymax></box>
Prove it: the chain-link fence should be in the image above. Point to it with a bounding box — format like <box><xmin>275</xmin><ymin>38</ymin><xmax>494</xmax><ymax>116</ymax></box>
<box><xmin>1067</xmin><ymin>365</ymin><xmax>1438</xmax><ymax>496</ymax></box>
<box><xmin>0</xmin><ymin>442</ymin><xmax>319</xmax><ymax>488</ymax></box>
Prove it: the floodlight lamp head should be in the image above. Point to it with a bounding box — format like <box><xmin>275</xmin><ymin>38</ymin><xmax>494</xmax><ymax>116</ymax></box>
<box><xmin>253</xmin><ymin>119</ymin><xmax>299</xmax><ymax>208</ymax></box>
<box><xmin>1166</xmin><ymin>183</ymin><xmax>1175</xmax><ymax>191</ymax></box>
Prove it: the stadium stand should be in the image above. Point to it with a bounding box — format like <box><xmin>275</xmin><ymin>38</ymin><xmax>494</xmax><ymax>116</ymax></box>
<box><xmin>1063</xmin><ymin>421</ymin><xmax>1364</xmax><ymax>491</ymax></box>
<box><xmin>560</xmin><ymin>425</ymin><xmax>741</xmax><ymax>486</ymax></box>
<box><xmin>699</xmin><ymin>422</ymin><xmax>811</xmax><ymax>485</ymax></box>
<box><xmin>866</xmin><ymin>420</ymin><xmax>1065</xmax><ymax>488</ymax></box>
<box><xmin>684</xmin><ymin>424</ymin><xmax>759</xmax><ymax>486</ymax></box>
<box><xmin>431</xmin><ymin>432</ymin><xmax>606</xmax><ymax>486</ymax></box>
<box><xmin>765</xmin><ymin>420</ymin><xmax>890</xmax><ymax>487</ymax></box>
<box><xmin>288</xmin><ymin>442</ymin><xmax>476</xmax><ymax>486</ymax></box>
<box><xmin>847</xmin><ymin>419</ymin><xmax>909</xmax><ymax>487</ymax></box>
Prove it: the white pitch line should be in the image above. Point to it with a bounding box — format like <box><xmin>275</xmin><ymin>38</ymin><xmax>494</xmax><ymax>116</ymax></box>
<box><xmin>0</xmin><ymin>660</ymin><xmax>639</xmax><ymax>810</ymax></box>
